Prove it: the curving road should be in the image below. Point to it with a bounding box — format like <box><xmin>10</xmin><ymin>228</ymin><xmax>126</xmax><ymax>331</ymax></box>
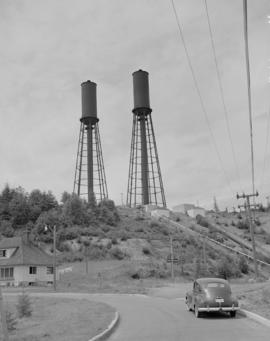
<box><xmin>7</xmin><ymin>286</ymin><xmax>270</xmax><ymax>341</ymax></box>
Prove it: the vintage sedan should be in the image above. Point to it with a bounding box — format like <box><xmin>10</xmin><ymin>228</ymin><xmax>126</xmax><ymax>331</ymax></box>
<box><xmin>186</xmin><ymin>277</ymin><xmax>239</xmax><ymax>318</ymax></box>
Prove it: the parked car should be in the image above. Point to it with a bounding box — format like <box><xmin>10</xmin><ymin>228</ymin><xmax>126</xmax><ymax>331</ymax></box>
<box><xmin>185</xmin><ymin>277</ymin><xmax>239</xmax><ymax>318</ymax></box>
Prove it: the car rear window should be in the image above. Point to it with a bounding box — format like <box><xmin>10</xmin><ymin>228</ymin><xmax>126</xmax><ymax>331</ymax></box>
<box><xmin>207</xmin><ymin>283</ymin><xmax>226</xmax><ymax>288</ymax></box>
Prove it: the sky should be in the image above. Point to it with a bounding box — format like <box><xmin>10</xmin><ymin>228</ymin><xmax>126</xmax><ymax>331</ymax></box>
<box><xmin>0</xmin><ymin>0</ymin><xmax>269</xmax><ymax>210</ymax></box>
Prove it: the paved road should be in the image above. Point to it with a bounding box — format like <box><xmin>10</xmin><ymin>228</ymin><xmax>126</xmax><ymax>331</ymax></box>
<box><xmin>7</xmin><ymin>286</ymin><xmax>270</xmax><ymax>341</ymax></box>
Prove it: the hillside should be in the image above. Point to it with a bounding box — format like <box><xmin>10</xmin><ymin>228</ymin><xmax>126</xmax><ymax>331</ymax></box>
<box><xmin>57</xmin><ymin>206</ymin><xmax>270</xmax><ymax>283</ymax></box>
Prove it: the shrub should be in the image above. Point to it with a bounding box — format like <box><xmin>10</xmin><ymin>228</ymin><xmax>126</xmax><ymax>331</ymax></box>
<box><xmin>88</xmin><ymin>245</ymin><xmax>107</xmax><ymax>260</ymax></box>
<box><xmin>264</xmin><ymin>234</ymin><xmax>270</xmax><ymax>244</ymax></box>
<box><xmin>111</xmin><ymin>237</ymin><xmax>118</xmax><ymax>245</ymax></box>
<box><xmin>110</xmin><ymin>247</ymin><xmax>126</xmax><ymax>260</ymax></box>
<box><xmin>142</xmin><ymin>246</ymin><xmax>151</xmax><ymax>255</ymax></box>
<box><xmin>254</xmin><ymin>218</ymin><xmax>261</xmax><ymax>226</ymax></box>
<box><xmin>231</xmin><ymin>221</ymin><xmax>236</xmax><ymax>226</ymax></box>
<box><xmin>238</xmin><ymin>256</ymin><xmax>249</xmax><ymax>274</ymax></box>
<box><xmin>6</xmin><ymin>310</ymin><xmax>17</xmax><ymax>331</ymax></box>
<box><xmin>16</xmin><ymin>293</ymin><xmax>32</xmax><ymax>318</ymax></box>
<box><xmin>216</xmin><ymin>256</ymin><xmax>241</xmax><ymax>279</ymax></box>
<box><xmin>236</xmin><ymin>220</ymin><xmax>249</xmax><ymax>230</ymax></box>
<box><xmin>196</xmin><ymin>215</ymin><xmax>209</xmax><ymax>228</ymax></box>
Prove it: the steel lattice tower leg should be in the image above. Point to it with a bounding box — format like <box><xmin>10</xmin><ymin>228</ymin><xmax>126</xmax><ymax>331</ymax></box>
<box><xmin>127</xmin><ymin>110</ymin><xmax>166</xmax><ymax>208</ymax></box>
<box><xmin>73</xmin><ymin>121</ymin><xmax>108</xmax><ymax>203</ymax></box>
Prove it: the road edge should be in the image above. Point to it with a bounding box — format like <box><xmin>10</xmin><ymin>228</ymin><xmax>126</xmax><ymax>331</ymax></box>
<box><xmin>88</xmin><ymin>311</ymin><xmax>120</xmax><ymax>341</ymax></box>
<box><xmin>239</xmin><ymin>309</ymin><xmax>270</xmax><ymax>328</ymax></box>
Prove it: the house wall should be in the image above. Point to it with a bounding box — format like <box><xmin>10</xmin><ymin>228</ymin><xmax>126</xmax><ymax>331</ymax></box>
<box><xmin>13</xmin><ymin>266</ymin><xmax>55</xmax><ymax>286</ymax></box>
<box><xmin>187</xmin><ymin>208</ymin><xmax>206</xmax><ymax>218</ymax></box>
<box><xmin>172</xmin><ymin>204</ymin><xmax>195</xmax><ymax>214</ymax></box>
<box><xmin>151</xmin><ymin>209</ymin><xmax>170</xmax><ymax>218</ymax></box>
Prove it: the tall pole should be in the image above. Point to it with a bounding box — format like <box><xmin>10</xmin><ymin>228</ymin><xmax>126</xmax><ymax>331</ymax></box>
<box><xmin>243</xmin><ymin>0</ymin><xmax>255</xmax><ymax>198</ymax></box>
<box><xmin>170</xmin><ymin>235</ymin><xmax>174</xmax><ymax>281</ymax></box>
<box><xmin>0</xmin><ymin>287</ymin><xmax>9</xmax><ymax>341</ymax></box>
<box><xmin>246</xmin><ymin>196</ymin><xmax>258</xmax><ymax>278</ymax></box>
<box><xmin>53</xmin><ymin>225</ymin><xmax>56</xmax><ymax>291</ymax></box>
<box><xmin>237</xmin><ymin>192</ymin><xmax>259</xmax><ymax>278</ymax></box>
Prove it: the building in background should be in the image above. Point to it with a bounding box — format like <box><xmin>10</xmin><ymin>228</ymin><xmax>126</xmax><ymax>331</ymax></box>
<box><xmin>0</xmin><ymin>236</ymin><xmax>56</xmax><ymax>286</ymax></box>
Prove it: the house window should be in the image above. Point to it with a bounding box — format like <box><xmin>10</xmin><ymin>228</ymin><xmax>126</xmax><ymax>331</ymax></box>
<box><xmin>47</xmin><ymin>267</ymin><xmax>53</xmax><ymax>274</ymax></box>
<box><xmin>0</xmin><ymin>250</ymin><xmax>7</xmax><ymax>257</ymax></box>
<box><xmin>0</xmin><ymin>267</ymin><xmax>14</xmax><ymax>279</ymax></box>
<box><xmin>29</xmin><ymin>266</ymin><xmax>37</xmax><ymax>275</ymax></box>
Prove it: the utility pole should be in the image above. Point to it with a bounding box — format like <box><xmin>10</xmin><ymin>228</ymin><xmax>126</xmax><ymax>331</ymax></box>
<box><xmin>45</xmin><ymin>224</ymin><xmax>57</xmax><ymax>291</ymax></box>
<box><xmin>236</xmin><ymin>191</ymin><xmax>259</xmax><ymax>278</ymax></box>
<box><xmin>202</xmin><ymin>234</ymin><xmax>207</xmax><ymax>273</ymax></box>
<box><xmin>0</xmin><ymin>287</ymin><xmax>9</xmax><ymax>341</ymax></box>
<box><xmin>170</xmin><ymin>234</ymin><xmax>174</xmax><ymax>281</ymax></box>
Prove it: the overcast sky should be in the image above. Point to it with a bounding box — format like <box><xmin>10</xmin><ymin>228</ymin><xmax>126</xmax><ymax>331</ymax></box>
<box><xmin>0</xmin><ymin>0</ymin><xmax>269</xmax><ymax>210</ymax></box>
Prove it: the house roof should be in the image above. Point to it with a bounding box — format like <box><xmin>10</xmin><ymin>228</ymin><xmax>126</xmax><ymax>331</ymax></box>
<box><xmin>0</xmin><ymin>237</ymin><xmax>54</xmax><ymax>266</ymax></box>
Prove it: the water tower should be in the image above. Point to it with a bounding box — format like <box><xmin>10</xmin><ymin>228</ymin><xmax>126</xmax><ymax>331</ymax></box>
<box><xmin>73</xmin><ymin>81</ymin><xmax>108</xmax><ymax>203</ymax></box>
<box><xmin>127</xmin><ymin>70</ymin><xmax>166</xmax><ymax>207</ymax></box>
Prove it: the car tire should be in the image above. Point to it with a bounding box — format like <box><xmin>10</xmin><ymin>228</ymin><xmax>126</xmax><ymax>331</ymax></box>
<box><xmin>230</xmin><ymin>311</ymin><xmax>236</xmax><ymax>318</ymax></box>
<box><xmin>195</xmin><ymin>305</ymin><xmax>201</xmax><ymax>318</ymax></box>
<box><xmin>185</xmin><ymin>300</ymin><xmax>192</xmax><ymax>311</ymax></box>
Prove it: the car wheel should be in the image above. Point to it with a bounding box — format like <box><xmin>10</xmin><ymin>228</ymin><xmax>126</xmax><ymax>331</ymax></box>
<box><xmin>185</xmin><ymin>299</ymin><xmax>192</xmax><ymax>311</ymax></box>
<box><xmin>230</xmin><ymin>311</ymin><xmax>236</xmax><ymax>318</ymax></box>
<box><xmin>195</xmin><ymin>305</ymin><xmax>201</xmax><ymax>318</ymax></box>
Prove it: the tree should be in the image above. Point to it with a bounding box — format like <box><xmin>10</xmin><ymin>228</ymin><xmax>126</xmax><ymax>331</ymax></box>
<box><xmin>98</xmin><ymin>199</ymin><xmax>119</xmax><ymax>226</ymax></box>
<box><xmin>28</xmin><ymin>189</ymin><xmax>58</xmax><ymax>222</ymax></box>
<box><xmin>0</xmin><ymin>184</ymin><xmax>16</xmax><ymax>220</ymax></box>
<box><xmin>16</xmin><ymin>292</ymin><xmax>32</xmax><ymax>318</ymax></box>
<box><xmin>0</xmin><ymin>220</ymin><xmax>14</xmax><ymax>237</ymax></box>
<box><xmin>9</xmin><ymin>188</ymin><xmax>30</xmax><ymax>227</ymax></box>
<box><xmin>213</xmin><ymin>196</ymin><xmax>220</xmax><ymax>213</ymax></box>
<box><xmin>62</xmin><ymin>194</ymin><xmax>91</xmax><ymax>225</ymax></box>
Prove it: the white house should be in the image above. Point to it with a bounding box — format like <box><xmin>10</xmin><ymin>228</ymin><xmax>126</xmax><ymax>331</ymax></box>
<box><xmin>150</xmin><ymin>208</ymin><xmax>170</xmax><ymax>218</ymax></box>
<box><xmin>172</xmin><ymin>204</ymin><xmax>195</xmax><ymax>214</ymax></box>
<box><xmin>187</xmin><ymin>207</ymin><xmax>206</xmax><ymax>218</ymax></box>
<box><xmin>0</xmin><ymin>236</ymin><xmax>57</xmax><ymax>286</ymax></box>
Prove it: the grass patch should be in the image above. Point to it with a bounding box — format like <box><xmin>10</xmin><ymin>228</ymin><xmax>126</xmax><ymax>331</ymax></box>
<box><xmin>1</xmin><ymin>296</ymin><xmax>115</xmax><ymax>341</ymax></box>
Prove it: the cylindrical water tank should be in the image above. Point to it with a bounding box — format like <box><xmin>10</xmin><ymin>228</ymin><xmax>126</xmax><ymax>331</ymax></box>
<box><xmin>81</xmin><ymin>80</ymin><xmax>97</xmax><ymax>119</ymax></box>
<box><xmin>132</xmin><ymin>70</ymin><xmax>150</xmax><ymax>110</ymax></box>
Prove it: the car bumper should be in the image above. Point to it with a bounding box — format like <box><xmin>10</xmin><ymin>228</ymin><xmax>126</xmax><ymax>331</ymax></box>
<box><xmin>198</xmin><ymin>306</ymin><xmax>240</xmax><ymax>312</ymax></box>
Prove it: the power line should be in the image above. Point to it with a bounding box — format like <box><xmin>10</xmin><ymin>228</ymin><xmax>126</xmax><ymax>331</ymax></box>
<box><xmin>203</xmin><ymin>0</ymin><xmax>243</xmax><ymax>192</ymax></box>
<box><xmin>243</xmin><ymin>0</ymin><xmax>256</xmax><ymax>198</ymax></box>
<box><xmin>170</xmin><ymin>0</ymin><xmax>234</xmax><ymax>195</ymax></box>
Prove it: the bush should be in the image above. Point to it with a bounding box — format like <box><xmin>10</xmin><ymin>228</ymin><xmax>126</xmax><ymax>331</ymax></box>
<box><xmin>6</xmin><ymin>310</ymin><xmax>17</xmax><ymax>331</ymax></box>
<box><xmin>110</xmin><ymin>247</ymin><xmax>126</xmax><ymax>260</ymax></box>
<box><xmin>16</xmin><ymin>293</ymin><xmax>32</xmax><ymax>318</ymax></box>
<box><xmin>142</xmin><ymin>246</ymin><xmax>151</xmax><ymax>255</ymax></box>
<box><xmin>216</xmin><ymin>256</ymin><xmax>241</xmax><ymax>279</ymax></box>
<box><xmin>111</xmin><ymin>237</ymin><xmax>118</xmax><ymax>245</ymax></box>
<box><xmin>196</xmin><ymin>215</ymin><xmax>209</xmax><ymax>228</ymax></box>
<box><xmin>236</xmin><ymin>220</ymin><xmax>249</xmax><ymax>230</ymax></box>
<box><xmin>238</xmin><ymin>256</ymin><xmax>249</xmax><ymax>274</ymax></box>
